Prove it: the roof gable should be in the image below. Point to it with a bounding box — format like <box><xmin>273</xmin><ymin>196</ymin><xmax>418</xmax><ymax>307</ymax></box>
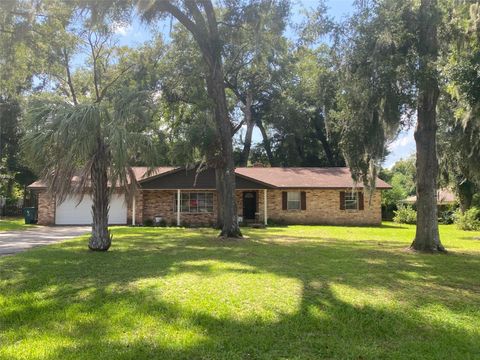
<box><xmin>140</xmin><ymin>167</ymin><xmax>271</xmax><ymax>189</ymax></box>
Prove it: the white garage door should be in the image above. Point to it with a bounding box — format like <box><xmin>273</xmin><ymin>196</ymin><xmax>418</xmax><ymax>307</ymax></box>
<box><xmin>55</xmin><ymin>194</ymin><xmax>127</xmax><ymax>225</ymax></box>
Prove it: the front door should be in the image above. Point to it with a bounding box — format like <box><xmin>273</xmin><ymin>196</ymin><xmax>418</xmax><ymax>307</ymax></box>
<box><xmin>243</xmin><ymin>191</ymin><xmax>257</xmax><ymax>220</ymax></box>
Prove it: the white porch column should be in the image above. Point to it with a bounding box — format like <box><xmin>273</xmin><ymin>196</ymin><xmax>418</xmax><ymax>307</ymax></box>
<box><xmin>132</xmin><ymin>195</ymin><xmax>136</xmax><ymax>226</ymax></box>
<box><xmin>264</xmin><ymin>189</ymin><xmax>268</xmax><ymax>225</ymax></box>
<box><xmin>177</xmin><ymin>189</ymin><xmax>181</xmax><ymax>226</ymax></box>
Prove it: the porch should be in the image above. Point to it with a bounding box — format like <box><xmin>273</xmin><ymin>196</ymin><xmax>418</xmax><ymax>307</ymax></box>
<box><xmin>132</xmin><ymin>189</ymin><xmax>269</xmax><ymax>227</ymax></box>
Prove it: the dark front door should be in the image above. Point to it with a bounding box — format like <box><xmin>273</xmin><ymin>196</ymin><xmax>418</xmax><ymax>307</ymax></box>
<box><xmin>243</xmin><ymin>191</ymin><xmax>257</xmax><ymax>220</ymax></box>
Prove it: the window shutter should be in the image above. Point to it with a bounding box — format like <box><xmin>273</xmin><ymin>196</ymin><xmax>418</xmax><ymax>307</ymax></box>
<box><xmin>301</xmin><ymin>191</ymin><xmax>306</xmax><ymax>210</ymax></box>
<box><xmin>282</xmin><ymin>192</ymin><xmax>287</xmax><ymax>210</ymax></box>
<box><xmin>359</xmin><ymin>192</ymin><xmax>364</xmax><ymax>210</ymax></box>
<box><xmin>340</xmin><ymin>191</ymin><xmax>345</xmax><ymax>210</ymax></box>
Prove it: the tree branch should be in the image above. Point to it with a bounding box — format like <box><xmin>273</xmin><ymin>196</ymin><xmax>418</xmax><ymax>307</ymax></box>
<box><xmin>158</xmin><ymin>2</ymin><xmax>199</xmax><ymax>40</ymax></box>
<box><xmin>199</xmin><ymin>0</ymin><xmax>218</xmax><ymax>38</ymax></box>
<box><xmin>232</xmin><ymin>119</ymin><xmax>245</xmax><ymax>135</ymax></box>
<box><xmin>87</xmin><ymin>32</ymin><xmax>101</xmax><ymax>101</ymax></box>
<box><xmin>62</xmin><ymin>48</ymin><xmax>78</xmax><ymax>105</ymax></box>
<box><xmin>97</xmin><ymin>64</ymin><xmax>134</xmax><ymax>103</ymax></box>
<box><xmin>184</xmin><ymin>2</ymin><xmax>208</xmax><ymax>36</ymax></box>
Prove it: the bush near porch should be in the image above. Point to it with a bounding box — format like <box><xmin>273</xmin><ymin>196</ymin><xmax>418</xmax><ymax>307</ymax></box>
<box><xmin>0</xmin><ymin>223</ymin><xmax>479</xmax><ymax>359</ymax></box>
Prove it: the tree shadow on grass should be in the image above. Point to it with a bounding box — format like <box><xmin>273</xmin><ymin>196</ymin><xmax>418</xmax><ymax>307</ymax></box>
<box><xmin>0</xmin><ymin>227</ymin><xmax>479</xmax><ymax>359</ymax></box>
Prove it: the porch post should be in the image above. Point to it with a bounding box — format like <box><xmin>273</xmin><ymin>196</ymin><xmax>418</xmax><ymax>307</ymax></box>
<box><xmin>132</xmin><ymin>195</ymin><xmax>136</xmax><ymax>226</ymax></box>
<box><xmin>264</xmin><ymin>189</ymin><xmax>268</xmax><ymax>225</ymax></box>
<box><xmin>177</xmin><ymin>189</ymin><xmax>181</xmax><ymax>226</ymax></box>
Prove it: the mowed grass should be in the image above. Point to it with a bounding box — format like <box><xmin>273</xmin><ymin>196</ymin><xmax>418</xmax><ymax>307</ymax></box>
<box><xmin>0</xmin><ymin>218</ymin><xmax>36</xmax><ymax>231</ymax></box>
<box><xmin>0</xmin><ymin>223</ymin><xmax>479</xmax><ymax>360</ymax></box>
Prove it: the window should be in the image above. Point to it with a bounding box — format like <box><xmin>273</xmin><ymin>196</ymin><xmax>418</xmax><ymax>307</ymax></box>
<box><xmin>287</xmin><ymin>191</ymin><xmax>301</xmax><ymax>210</ymax></box>
<box><xmin>344</xmin><ymin>192</ymin><xmax>358</xmax><ymax>210</ymax></box>
<box><xmin>174</xmin><ymin>192</ymin><xmax>214</xmax><ymax>213</ymax></box>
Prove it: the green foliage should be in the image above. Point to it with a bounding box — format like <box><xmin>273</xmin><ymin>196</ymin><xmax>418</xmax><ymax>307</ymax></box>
<box><xmin>440</xmin><ymin>2</ymin><xmax>480</xmax><ymax>192</ymax></box>
<box><xmin>454</xmin><ymin>207</ymin><xmax>480</xmax><ymax>231</ymax></box>
<box><xmin>380</xmin><ymin>156</ymin><xmax>416</xmax><ymax>219</ymax></box>
<box><xmin>20</xmin><ymin>24</ymin><xmax>164</xmax><ymax>207</ymax></box>
<box><xmin>438</xmin><ymin>209</ymin><xmax>455</xmax><ymax>225</ymax></box>
<box><xmin>0</xmin><ymin>217</ymin><xmax>36</xmax><ymax>231</ymax></box>
<box><xmin>437</xmin><ymin>91</ymin><xmax>479</xmax><ymax>211</ymax></box>
<box><xmin>382</xmin><ymin>173</ymin><xmax>410</xmax><ymax>207</ymax></box>
<box><xmin>393</xmin><ymin>205</ymin><xmax>417</xmax><ymax>224</ymax></box>
<box><xmin>333</xmin><ymin>0</ymin><xmax>416</xmax><ymax>188</ymax></box>
<box><xmin>23</xmin><ymin>93</ymin><xmax>159</xmax><ymax>198</ymax></box>
<box><xmin>264</xmin><ymin>46</ymin><xmax>345</xmax><ymax>167</ymax></box>
<box><xmin>473</xmin><ymin>194</ymin><xmax>480</xmax><ymax>208</ymax></box>
<box><xmin>156</xmin><ymin>218</ymin><xmax>167</xmax><ymax>227</ymax></box>
<box><xmin>143</xmin><ymin>219</ymin><xmax>154</xmax><ymax>227</ymax></box>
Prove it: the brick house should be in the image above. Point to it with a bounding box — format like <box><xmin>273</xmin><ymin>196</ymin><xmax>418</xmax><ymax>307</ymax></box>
<box><xmin>28</xmin><ymin>167</ymin><xmax>391</xmax><ymax>226</ymax></box>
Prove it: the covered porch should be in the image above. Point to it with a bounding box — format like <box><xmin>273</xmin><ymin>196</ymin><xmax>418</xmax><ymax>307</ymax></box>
<box><xmin>131</xmin><ymin>188</ymin><xmax>269</xmax><ymax>227</ymax></box>
<box><xmin>131</xmin><ymin>167</ymin><xmax>272</xmax><ymax>227</ymax></box>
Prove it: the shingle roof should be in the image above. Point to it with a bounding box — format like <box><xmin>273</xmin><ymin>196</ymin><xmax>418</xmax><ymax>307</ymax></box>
<box><xmin>27</xmin><ymin>167</ymin><xmax>177</xmax><ymax>189</ymax></box>
<box><xmin>28</xmin><ymin>166</ymin><xmax>391</xmax><ymax>190</ymax></box>
<box><xmin>402</xmin><ymin>188</ymin><xmax>456</xmax><ymax>205</ymax></box>
<box><xmin>235</xmin><ymin>167</ymin><xmax>391</xmax><ymax>189</ymax></box>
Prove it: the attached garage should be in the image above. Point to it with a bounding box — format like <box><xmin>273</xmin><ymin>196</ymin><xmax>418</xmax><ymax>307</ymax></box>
<box><xmin>55</xmin><ymin>194</ymin><xmax>127</xmax><ymax>225</ymax></box>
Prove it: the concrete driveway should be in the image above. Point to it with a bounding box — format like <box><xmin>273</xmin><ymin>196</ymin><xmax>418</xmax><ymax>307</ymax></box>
<box><xmin>0</xmin><ymin>226</ymin><xmax>90</xmax><ymax>256</ymax></box>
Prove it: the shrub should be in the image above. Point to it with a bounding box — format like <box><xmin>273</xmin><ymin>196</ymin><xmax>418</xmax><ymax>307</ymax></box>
<box><xmin>267</xmin><ymin>218</ymin><xmax>287</xmax><ymax>226</ymax></box>
<box><xmin>393</xmin><ymin>205</ymin><xmax>417</xmax><ymax>224</ymax></box>
<box><xmin>156</xmin><ymin>218</ymin><xmax>167</xmax><ymax>227</ymax></box>
<box><xmin>454</xmin><ymin>207</ymin><xmax>480</xmax><ymax>231</ymax></box>
<box><xmin>143</xmin><ymin>219</ymin><xmax>154</xmax><ymax>227</ymax></box>
<box><xmin>438</xmin><ymin>210</ymin><xmax>455</xmax><ymax>224</ymax></box>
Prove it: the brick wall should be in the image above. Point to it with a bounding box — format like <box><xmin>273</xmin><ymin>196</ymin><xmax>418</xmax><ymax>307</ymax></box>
<box><xmin>140</xmin><ymin>190</ymin><xmax>217</xmax><ymax>226</ymax></box>
<box><xmin>261</xmin><ymin>189</ymin><xmax>382</xmax><ymax>225</ymax></box>
<box><xmin>37</xmin><ymin>192</ymin><xmax>55</xmax><ymax>225</ymax></box>
<box><xmin>37</xmin><ymin>188</ymin><xmax>383</xmax><ymax>226</ymax></box>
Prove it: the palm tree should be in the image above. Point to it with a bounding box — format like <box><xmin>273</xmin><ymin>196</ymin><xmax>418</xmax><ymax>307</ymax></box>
<box><xmin>24</xmin><ymin>91</ymin><xmax>158</xmax><ymax>250</ymax></box>
<box><xmin>22</xmin><ymin>30</ymin><xmax>160</xmax><ymax>251</ymax></box>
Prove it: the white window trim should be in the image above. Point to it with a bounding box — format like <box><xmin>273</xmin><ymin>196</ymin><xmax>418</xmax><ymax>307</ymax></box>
<box><xmin>344</xmin><ymin>192</ymin><xmax>359</xmax><ymax>211</ymax></box>
<box><xmin>174</xmin><ymin>192</ymin><xmax>214</xmax><ymax>213</ymax></box>
<box><xmin>287</xmin><ymin>191</ymin><xmax>301</xmax><ymax>211</ymax></box>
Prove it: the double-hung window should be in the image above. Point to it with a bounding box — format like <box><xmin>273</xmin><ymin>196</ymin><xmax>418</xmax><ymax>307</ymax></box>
<box><xmin>174</xmin><ymin>192</ymin><xmax>214</xmax><ymax>213</ymax></box>
<box><xmin>344</xmin><ymin>192</ymin><xmax>358</xmax><ymax>210</ymax></box>
<box><xmin>287</xmin><ymin>191</ymin><xmax>301</xmax><ymax>210</ymax></box>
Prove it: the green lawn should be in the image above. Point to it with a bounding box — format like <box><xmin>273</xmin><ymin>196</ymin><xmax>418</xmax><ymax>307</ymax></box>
<box><xmin>0</xmin><ymin>218</ymin><xmax>36</xmax><ymax>231</ymax></box>
<box><xmin>0</xmin><ymin>223</ymin><xmax>479</xmax><ymax>360</ymax></box>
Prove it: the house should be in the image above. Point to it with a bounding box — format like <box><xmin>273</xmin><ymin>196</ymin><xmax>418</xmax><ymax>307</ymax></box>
<box><xmin>27</xmin><ymin>167</ymin><xmax>391</xmax><ymax>226</ymax></box>
<box><xmin>401</xmin><ymin>188</ymin><xmax>456</xmax><ymax>207</ymax></box>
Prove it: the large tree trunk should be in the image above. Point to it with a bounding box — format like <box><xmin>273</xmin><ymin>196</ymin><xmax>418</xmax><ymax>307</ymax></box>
<box><xmin>411</xmin><ymin>0</ymin><xmax>445</xmax><ymax>252</ymax></box>
<box><xmin>239</xmin><ymin>91</ymin><xmax>254</xmax><ymax>167</ymax></box>
<box><xmin>201</xmin><ymin>3</ymin><xmax>241</xmax><ymax>238</ymax></box>
<box><xmin>215</xmin><ymin>168</ymin><xmax>224</xmax><ymax>229</ymax></box>
<box><xmin>158</xmin><ymin>0</ymin><xmax>241</xmax><ymax>237</ymax></box>
<box><xmin>206</xmin><ymin>68</ymin><xmax>241</xmax><ymax>237</ymax></box>
<box><xmin>88</xmin><ymin>139</ymin><xmax>111</xmax><ymax>251</ymax></box>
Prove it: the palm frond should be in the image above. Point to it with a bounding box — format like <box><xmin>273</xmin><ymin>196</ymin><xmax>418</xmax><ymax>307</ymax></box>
<box><xmin>23</xmin><ymin>99</ymin><xmax>101</xmax><ymax>202</ymax></box>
